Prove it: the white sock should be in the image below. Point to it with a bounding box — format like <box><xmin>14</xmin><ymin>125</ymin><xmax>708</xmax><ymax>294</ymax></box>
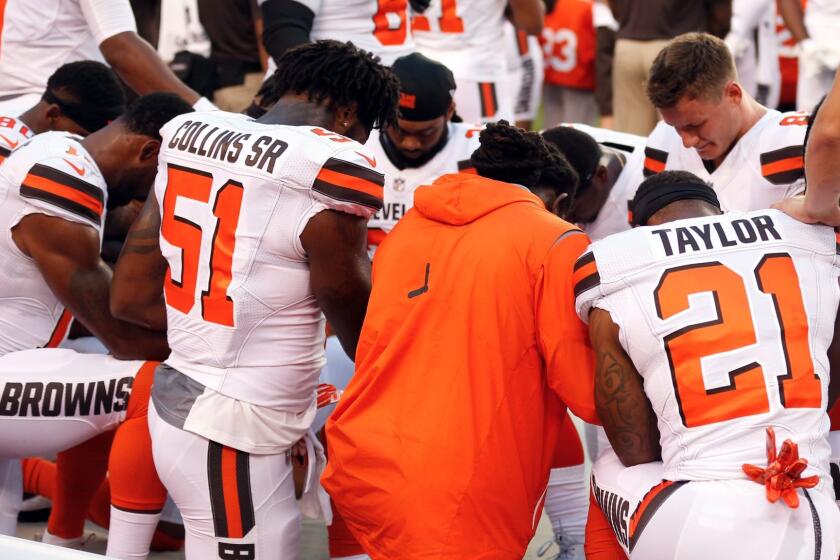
<box><xmin>105</xmin><ymin>506</ymin><xmax>161</xmax><ymax>560</ymax></box>
<box><xmin>544</xmin><ymin>464</ymin><xmax>587</xmax><ymax>557</ymax></box>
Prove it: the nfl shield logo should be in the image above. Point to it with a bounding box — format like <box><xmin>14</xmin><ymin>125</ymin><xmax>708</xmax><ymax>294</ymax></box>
<box><xmin>394</xmin><ymin>177</ymin><xmax>406</xmax><ymax>192</ymax></box>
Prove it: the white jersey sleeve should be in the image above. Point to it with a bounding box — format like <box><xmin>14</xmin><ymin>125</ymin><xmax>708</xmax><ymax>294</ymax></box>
<box><xmin>0</xmin><ymin>132</ymin><xmax>106</xmax><ymax>231</ymax></box>
<box><xmin>641</xmin><ymin>120</ymin><xmax>676</xmax><ymax>179</ymax></box>
<box><xmin>79</xmin><ymin>0</ymin><xmax>138</xmax><ymax>44</ymax></box>
<box><xmin>309</xmin><ymin>138</ymin><xmax>385</xmax><ymax>219</ymax></box>
<box><xmin>754</xmin><ymin>110</ymin><xmax>808</xmax><ymax>196</ymax></box>
<box><xmin>0</xmin><ymin>115</ymin><xmax>34</xmax><ymax>164</ymax></box>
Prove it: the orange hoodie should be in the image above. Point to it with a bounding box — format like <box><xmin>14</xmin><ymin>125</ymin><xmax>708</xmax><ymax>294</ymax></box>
<box><xmin>322</xmin><ymin>172</ymin><xmax>598</xmax><ymax>559</ymax></box>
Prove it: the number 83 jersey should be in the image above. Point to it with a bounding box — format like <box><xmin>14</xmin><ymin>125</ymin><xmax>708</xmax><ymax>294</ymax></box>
<box><xmin>154</xmin><ymin>111</ymin><xmax>384</xmax><ymax>411</ymax></box>
<box><xmin>575</xmin><ymin>209</ymin><xmax>840</xmax><ymax>492</ymax></box>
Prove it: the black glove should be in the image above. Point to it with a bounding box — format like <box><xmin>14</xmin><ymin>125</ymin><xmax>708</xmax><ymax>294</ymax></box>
<box><xmin>410</xmin><ymin>0</ymin><xmax>431</xmax><ymax>13</ymax></box>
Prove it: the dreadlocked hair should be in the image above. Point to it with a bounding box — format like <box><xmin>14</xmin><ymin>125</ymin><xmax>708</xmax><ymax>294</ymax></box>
<box><xmin>471</xmin><ymin>121</ymin><xmax>552</xmax><ymax>188</ymax></box>
<box><xmin>265</xmin><ymin>40</ymin><xmax>400</xmax><ymax>131</ymax></box>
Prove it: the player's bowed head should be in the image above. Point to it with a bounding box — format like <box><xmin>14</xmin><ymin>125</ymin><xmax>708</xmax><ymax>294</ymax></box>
<box><xmin>629</xmin><ymin>170</ymin><xmax>723</xmax><ymax>228</ymax></box>
<box><xmin>647</xmin><ymin>32</ymin><xmax>768</xmax><ymax>168</ymax></box>
<box><xmin>21</xmin><ymin>61</ymin><xmax>126</xmax><ymax>137</ymax></box>
<box><xmin>381</xmin><ymin>53</ymin><xmax>458</xmax><ymax>166</ymax></box>
<box><xmin>84</xmin><ymin>93</ymin><xmax>194</xmax><ymax>209</ymax></box>
<box><xmin>542</xmin><ymin>126</ymin><xmax>623</xmax><ymax>225</ymax></box>
<box><xmin>251</xmin><ymin>40</ymin><xmax>400</xmax><ymax>144</ymax></box>
<box><xmin>470</xmin><ymin>120</ymin><xmax>579</xmax><ymax>218</ymax></box>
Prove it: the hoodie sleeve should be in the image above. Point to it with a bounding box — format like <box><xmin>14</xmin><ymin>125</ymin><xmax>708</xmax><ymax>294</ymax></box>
<box><xmin>536</xmin><ymin>228</ymin><xmax>600</xmax><ymax>424</ymax></box>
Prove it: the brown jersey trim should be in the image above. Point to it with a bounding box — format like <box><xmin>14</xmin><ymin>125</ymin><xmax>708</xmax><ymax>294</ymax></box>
<box><xmin>21</xmin><ymin>163</ymin><xmax>104</xmax><ymax>224</ymax></box>
<box><xmin>760</xmin><ymin>145</ymin><xmax>804</xmax><ymax>185</ymax></box>
<box><xmin>314</xmin><ymin>157</ymin><xmax>385</xmax><ymax>210</ymax></box>
<box><xmin>643</xmin><ymin>147</ymin><xmax>668</xmax><ymax>177</ymax></box>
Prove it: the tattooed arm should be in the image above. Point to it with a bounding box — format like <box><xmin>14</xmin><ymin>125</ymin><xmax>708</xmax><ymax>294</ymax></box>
<box><xmin>589</xmin><ymin>308</ymin><xmax>661</xmax><ymax>466</ymax></box>
<box><xmin>111</xmin><ymin>192</ymin><xmax>168</xmax><ymax>331</ymax></box>
<box><xmin>12</xmin><ymin>212</ymin><xmax>170</xmax><ymax>360</ymax></box>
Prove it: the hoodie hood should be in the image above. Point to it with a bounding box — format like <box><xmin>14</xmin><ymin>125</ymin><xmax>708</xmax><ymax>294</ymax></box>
<box><xmin>413</xmin><ymin>173</ymin><xmax>546</xmax><ymax>226</ymax></box>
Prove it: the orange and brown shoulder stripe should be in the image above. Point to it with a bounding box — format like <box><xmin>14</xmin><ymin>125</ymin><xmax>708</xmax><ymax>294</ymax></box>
<box><xmin>573</xmin><ymin>250</ymin><xmax>600</xmax><ymax>298</ymax></box>
<box><xmin>20</xmin><ymin>163</ymin><xmax>104</xmax><ymax>224</ymax></box>
<box><xmin>760</xmin><ymin>145</ymin><xmax>804</xmax><ymax>185</ymax></box>
<box><xmin>313</xmin><ymin>157</ymin><xmax>385</xmax><ymax>210</ymax></box>
<box><xmin>642</xmin><ymin>147</ymin><xmax>667</xmax><ymax>177</ymax></box>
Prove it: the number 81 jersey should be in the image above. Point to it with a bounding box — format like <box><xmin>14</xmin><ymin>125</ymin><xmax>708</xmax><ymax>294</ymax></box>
<box><xmin>154</xmin><ymin>111</ymin><xmax>384</xmax><ymax>410</ymax></box>
<box><xmin>575</xmin><ymin>209</ymin><xmax>839</xmax><ymax>492</ymax></box>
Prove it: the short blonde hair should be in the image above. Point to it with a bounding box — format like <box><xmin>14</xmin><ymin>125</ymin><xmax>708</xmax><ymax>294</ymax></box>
<box><xmin>646</xmin><ymin>32</ymin><xmax>737</xmax><ymax>109</ymax></box>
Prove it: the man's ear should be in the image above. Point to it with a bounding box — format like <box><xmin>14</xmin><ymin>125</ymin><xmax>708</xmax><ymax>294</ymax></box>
<box><xmin>334</xmin><ymin>102</ymin><xmax>359</xmax><ymax>133</ymax></box>
<box><xmin>595</xmin><ymin>163</ymin><xmax>609</xmax><ymax>182</ymax></box>
<box><xmin>551</xmin><ymin>192</ymin><xmax>569</xmax><ymax>217</ymax></box>
<box><xmin>139</xmin><ymin>139</ymin><xmax>161</xmax><ymax>162</ymax></box>
<box><xmin>44</xmin><ymin>104</ymin><xmax>61</xmax><ymax>124</ymax></box>
<box><xmin>725</xmin><ymin>81</ymin><xmax>742</xmax><ymax>104</ymax></box>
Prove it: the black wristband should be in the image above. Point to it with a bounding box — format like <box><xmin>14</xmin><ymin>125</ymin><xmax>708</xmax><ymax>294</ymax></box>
<box><xmin>260</xmin><ymin>0</ymin><xmax>315</xmax><ymax>63</ymax></box>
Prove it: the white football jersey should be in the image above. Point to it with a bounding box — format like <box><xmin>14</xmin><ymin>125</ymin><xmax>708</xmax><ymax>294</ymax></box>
<box><xmin>576</xmin><ymin>209</ymin><xmax>839</xmax><ymax>491</ymax></box>
<box><xmin>643</xmin><ymin>110</ymin><xmax>808</xmax><ymax>212</ymax></box>
<box><xmin>562</xmin><ymin>123</ymin><xmax>646</xmax><ymax>241</ymax></box>
<box><xmin>0</xmin><ymin>0</ymin><xmax>136</xmax><ymax>99</ymax></box>
<box><xmin>365</xmin><ymin>121</ymin><xmax>481</xmax><ymax>246</ymax></box>
<box><xmin>0</xmin><ymin>116</ymin><xmax>33</xmax><ymax>165</ymax></box>
<box><xmin>260</xmin><ymin>0</ymin><xmax>413</xmax><ymax>77</ymax></box>
<box><xmin>412</xmin><ymin>0</ymin><xmax>507</xmax><ymax>81</ymax></box>
<box><xmin>157</xmin><ymin>111</ymin><xmax>384</xmax><ymax>412</ymax></box>
<box><xmin>0</xmin><ymin>132</ymin><xmax>106</xmax><ymax>356</ymax></box>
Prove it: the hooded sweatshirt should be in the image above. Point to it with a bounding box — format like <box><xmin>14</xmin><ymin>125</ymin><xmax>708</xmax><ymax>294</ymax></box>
<box><xmin>323</xmin><ymin>172</ymin><xmax>598</xmax><ymax>559</ymax></box>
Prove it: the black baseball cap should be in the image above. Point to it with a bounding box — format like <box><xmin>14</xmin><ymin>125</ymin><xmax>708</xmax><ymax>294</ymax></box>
<box><xmin>391</xmin><ymin>53</ymin><xmax>456</xmax><ymax>121</ymax></box>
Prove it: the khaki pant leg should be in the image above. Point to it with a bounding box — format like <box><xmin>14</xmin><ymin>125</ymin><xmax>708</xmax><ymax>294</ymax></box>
<box><xmin>212</xmin><ymin>72</ymin><xmax>265</xmax><ymax>113</ymax></box>
<box><xmin>613</xmin><ymin>39</ymin><xmax>667</xmax><ymax>135</ymax></box>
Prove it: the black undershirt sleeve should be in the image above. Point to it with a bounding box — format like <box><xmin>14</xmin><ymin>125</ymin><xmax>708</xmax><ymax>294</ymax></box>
<box><xmin>260</xmin><ymin>0</ymin><xmax>316</xmax><ymax>64</ymax></box>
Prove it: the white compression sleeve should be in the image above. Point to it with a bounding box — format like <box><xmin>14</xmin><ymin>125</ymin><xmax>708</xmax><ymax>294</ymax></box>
<box><xmin>80</xmin><ymin>0</ymin><xmax>138</xmax><ymax>45</ymax></box>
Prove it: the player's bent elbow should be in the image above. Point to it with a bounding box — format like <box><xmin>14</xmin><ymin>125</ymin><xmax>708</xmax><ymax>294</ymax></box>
<box><xmin>109</xmin><ymin>294</ymin><xmax>145</xmax><ymax>326</ymax></box>
<box><xmin>109</xmin><ymin>296</ymin><xmax>132</xmax><ymax>322</ymax></box>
